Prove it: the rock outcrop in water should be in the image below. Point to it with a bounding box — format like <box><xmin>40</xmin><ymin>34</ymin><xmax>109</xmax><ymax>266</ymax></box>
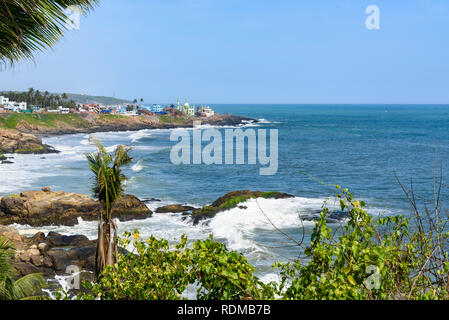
<box><xmin>0</xmin><ymin>225</ymin><xmax>97</xmax><ymax>280</ymax></box>
<box><xmin>0</xmin><ymin>188</ymin><xmax>153</xmax><ymax>226</ymax></box>
<box><xmin>0</xmin><ymin>129</ymin><xmax>59</xmax><ymax>155</ymax></box>
<box><xmin>0</xmin><ymin>189</ymin><xmax>296</xmax><ymax>285</ymax></box>
<box><xmin>184</xmin><ymin>190</ymin><xmax>294</xmax><ymax>225</ymax></box>
<box><xmin>155</xmin><ymin>204</ymin><xmax>197</xmax><ymax>213</ymax></box>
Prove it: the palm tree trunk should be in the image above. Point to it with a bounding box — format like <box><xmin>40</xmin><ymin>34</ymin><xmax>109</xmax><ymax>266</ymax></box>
<box><xmin>95</xmin><ymin>214</ymin><xmax>118</xmax><ymax>280</ymax></box>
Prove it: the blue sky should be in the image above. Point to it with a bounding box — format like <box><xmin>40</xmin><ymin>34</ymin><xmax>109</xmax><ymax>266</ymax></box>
<box><xmin>1</xmin><ymin>0</ymin><xmax>449</xmax><ymax>104</ymax></box>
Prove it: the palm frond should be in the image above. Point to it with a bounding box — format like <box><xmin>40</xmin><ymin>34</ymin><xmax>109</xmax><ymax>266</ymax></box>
<box><xmin>0</xmin><ymin>0</ymin><xmax>100</xmax><ymax>66</ymax></box>
<box><xmin>12</xmin><ymin>273</ymin><xmax>47</xmax><ymax>300</ymax></box>
<box><xmin>85</xmin><ymin>136</ymin><xmax>133</xmax><ymax>219</ymax></box>
<box><xmin>0</xmin><ymin>237</ymin><xmax>16</xmax><ymax>279</ymax></box>
<box><xmin>0</xmin><ymin>236</ymin><xmax>47</xmax><ymax>300</ymax></box>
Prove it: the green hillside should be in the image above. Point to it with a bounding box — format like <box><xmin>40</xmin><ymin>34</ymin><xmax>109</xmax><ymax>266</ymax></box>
<box><xmin>64</xmin><ymin>93</ymin><xmax>131</xmax><ymax>105</ymax></box>
<box><xmin>0</xmin><ymin>113</ymin><xmax>90</xmax><ymax>129</ymax></box>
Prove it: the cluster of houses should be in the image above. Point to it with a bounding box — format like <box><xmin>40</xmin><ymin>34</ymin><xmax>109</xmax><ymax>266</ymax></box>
<box><xmin>78</xmin><ymin>97</ymin><xmax>216</xmax><ymax>118</ymax></box>
<box><xmin>0</xmin><ymin>95</ymin><xmax>216</xmax><ymax>118</ymax></box>
<box><xmin>175</xmin><ymin>97</ymin><xmax>215</xmax><ymax>117</ymax></box>
<box><xmin>0</xmin><ymin>96</ymin><xmax>27</xmax><ymax>112</ymax></box>
<box><xmin>75</xmin><ymin>103</ymin><xmax>169</xmax><ymax>116</ymax></box>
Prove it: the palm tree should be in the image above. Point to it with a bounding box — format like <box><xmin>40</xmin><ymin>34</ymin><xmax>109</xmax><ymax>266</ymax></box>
<box><xmin>27</xmin><ymin>88</ymin><xmax>34</xmax><ymax>105</ymax></box>
<box><xmin>0</xmin><ymin>237</ymin><xmax>46</xmax><ymax>300</ymax></box>
<box><xmin>85</xmin><ymin>137</ymin><xmax>132</xmax><ymax>279</ymax></box>
<box><xmin>35</xmin><ymin>90</ymin><xmax>42</xmax><ymax>107</ymax></box>
<box><xmin>0</xmin><ymin>0</ymin><xmax>99</xmax><ymax>66</ymax></box>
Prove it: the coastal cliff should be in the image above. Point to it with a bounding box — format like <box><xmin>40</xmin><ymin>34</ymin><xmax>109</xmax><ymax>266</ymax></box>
<box><xmin>0</xmin><ymin>112</ymin><xmax>255</xmax><ymax>156</ymax></box>
<box><xmin>0</xmin><ymin>112</ymin><xmax>255</xmax><ymax>135</ymax></box>
<box><xmin>0</xmin><ymin>129</ymin><xmax>59</xmax><ymax>155</ymax></box>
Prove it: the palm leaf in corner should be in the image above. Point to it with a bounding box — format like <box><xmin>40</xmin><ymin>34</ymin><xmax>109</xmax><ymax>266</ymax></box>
<box><xmin>12</xmin><ymin>273</ymin><xmax>47</xmax><ymax>300</ymax></box>
<box><xmin>0</xmin><ymin>236</ymin><xmax>47</xmax><ymax>300</ymax></box>
<box><xmin>0</xmin><ymin>0</ymin><xmax>100</xmax><ymax>66</ymax></box>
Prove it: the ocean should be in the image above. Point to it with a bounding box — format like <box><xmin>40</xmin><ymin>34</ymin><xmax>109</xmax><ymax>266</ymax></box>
<box><xmin>2</xmin><ymin>104</ymin><xmax>449</xmax><ymax>281</ymax></box>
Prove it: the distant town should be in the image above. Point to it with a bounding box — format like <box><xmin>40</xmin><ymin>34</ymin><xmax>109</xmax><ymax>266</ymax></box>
<box><xmin>0</xmin><ymin>91</ymin><xmax>216</xmax><ymax>118</ymax></box>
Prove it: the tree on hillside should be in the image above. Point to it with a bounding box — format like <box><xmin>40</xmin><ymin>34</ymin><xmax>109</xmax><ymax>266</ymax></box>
<box><xmin>86</xmin><ymin>138</ymin><xmax>133</xmax><ymax>279</ymax></box>
<box><xmin>0</xmin><ymin>0</ymin><xmax>99</xmax><ymax>66</ymax></box>
<box><xmin>27</xmin><ymin>88</ymin><xmax>34</xmax><ymax>105</ymax></box>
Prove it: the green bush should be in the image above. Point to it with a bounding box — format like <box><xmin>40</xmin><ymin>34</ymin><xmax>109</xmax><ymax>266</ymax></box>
<box><xmin>274</xmin><ymin>186</ymin><xmax>449</xmax><ymax>300</ymax></box>
<box><xmin>76</xmin><ymin>186</ymin><xmax>449</xmax><ymax>300</ymax></box>
<box><xmin>78</xmin><ymin>233</ymin><xmax>274</xmax><ymax>300</ymax></box>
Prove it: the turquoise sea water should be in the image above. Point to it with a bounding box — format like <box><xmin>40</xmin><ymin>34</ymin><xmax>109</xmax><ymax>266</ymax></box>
<box><xmin>2</xmin><ymin>104</ymin><xmax>449</xmax><ymax>280</ymax></box>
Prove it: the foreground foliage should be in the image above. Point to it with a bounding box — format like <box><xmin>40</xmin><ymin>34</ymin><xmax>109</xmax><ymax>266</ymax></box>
<box><xmin>78</xmin><ymin>233</ymin><xmax>274</xmax><ymax>300</ymax></box>
<box><xmin>274</xmin><ymin>186</ymin><xmax>449</xmax><ymax>300</ymax></box>
<box><xmin>0</xmin><ymin>237</ymin><xmax>46</xmax><ymax>300</ymax></box>
<box><xmin>76</xmin><ymin>185</ymin><xmax>449</xmax><ymax>300</ymax></box>
<box><xmin>0</xmin><ymin>0</ymin><xmax>98</xmax><ymax>65</ymax></box>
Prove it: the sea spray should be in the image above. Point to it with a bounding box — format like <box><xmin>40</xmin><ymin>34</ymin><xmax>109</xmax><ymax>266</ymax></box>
<box><xmin>131</xmin><ymin>159</ymin><xmax>145</xmax><ymax>172</ymax></box>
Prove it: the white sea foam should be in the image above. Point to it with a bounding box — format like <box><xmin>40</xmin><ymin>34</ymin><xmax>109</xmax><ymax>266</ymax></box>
<box><xmin>131</xmin><ymin>160</ymin><xmax>145</xmax><ymax>172</ymax></box>
<box><xmin>0</xmin><ymin>153</ymin><xmax>61</xmax><ymax>194</ymax></box>
<box><xmin>132</xmin><ymin>145</ymin><xmax>170</xmax><ymax>152</ymax></box>
<box><xmin>104</xmin><ymin>144</ymin><xmax>120</xmax><ymax>153</ymax></box>
<box><xmin>207</xmin><ymin>197</ymin><xmax>327</xmax><ymax>252</ymax></box>
<box><xmin>129</xmin><ymin>130</ymin><xmax>154</xmax><ymax>143</ymax></box>
<box><xmin>257</xmin><ymin>118</ymin><xmax>280</xmax><ymax>124</ymax></box>
<box><xmin>80</xmin><ymin>139</ymin><xmax>90</xmax><ymax>146</ymax></box>
<box><xmin>260</xmin><ymin>273</ymin><xmax>281</xmax><ymax>285</ymax></box>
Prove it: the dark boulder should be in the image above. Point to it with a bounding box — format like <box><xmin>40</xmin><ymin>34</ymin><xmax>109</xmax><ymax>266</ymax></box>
<box><xmin>45</xmin><ymin>232</ymin><xmax>92</xmax><ymax>247</ymax></box>
<box><xmin>155</xmin><ymin>204</ymin><xmax>197</xmax><ymax>213</ymax></box>
<box><xmin>0</xmin><ymin>197</ymin><xmax>24</xmax><ymax>216</ymax></box>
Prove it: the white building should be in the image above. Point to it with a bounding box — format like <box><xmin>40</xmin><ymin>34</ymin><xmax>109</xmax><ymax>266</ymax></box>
<box><xmin>58</xmin><ymin>106</ymin><xmax>70</xmax><ymax>114</ymax></box>
<box><xmin>177</xmin><ymin>97</ymin><xmax>195</xmax><ymax>116</ymax></box>
<box><xmin>197</xmin><ymin>105</ymin><xmax>215</xmax><ymax>117</ymax></box>
<box><xmin>0</xmin><ymin>96</ymin><xmax>10</xmax><ymax>105</ymax></box>
<box><xmin>14</xmin><ymin>102</ymin><xmax>27</xmax><ymax>111</ymax></box>
<box><xmin>0</xmin><ymin>96</ymin><xmax>27</xmax><ymax>112</ymax></box>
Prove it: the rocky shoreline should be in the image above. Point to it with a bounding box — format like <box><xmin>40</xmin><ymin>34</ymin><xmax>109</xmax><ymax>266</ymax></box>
<box><xmin>1</xmin><ymin>225</ymin><xmax>97</xmax><ymax>281</ymax></box>
<box><xmin>0</xmin><ymin>189</ymin><xmax>294</xmax><ymax>282</ymax></box>
<box><xmin>0</xmin><ymin>187</ymin><xmax>155</xmax><ymax>284</ymax></box>
<box><xmin>0</xmin><ymin>187</ymin><xmax>152</xmax><ymax>226</ymax></box>
<box><xmin>0</xmin><ymin>113</ymin><xmax>256</xmax><ymax>157</ymax></box>
<box><xmin>0</xmin><ymin>129</ymin><xmax>59</xmax><ymax>157</ymax></box>
<box><xmin>9</xmin><ymin>114</ymin><xmax>257</xmax><ymax>137</ymax></box>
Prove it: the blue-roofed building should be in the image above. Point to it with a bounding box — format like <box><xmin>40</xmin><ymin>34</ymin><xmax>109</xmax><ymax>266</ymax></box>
<box><xmin>138</xmin><ymin>104</ymin><xmax>164</xmax><ymax>113</ymax></box>
<box><xmin>151</xmin><ymin>104</ymin><xmax>163</xmax><ymax>112</ymax></box>
<box><xmin>118</xmin><ymin>106</ymin><xmax>128</xmax><ymax>114</ymax></box>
